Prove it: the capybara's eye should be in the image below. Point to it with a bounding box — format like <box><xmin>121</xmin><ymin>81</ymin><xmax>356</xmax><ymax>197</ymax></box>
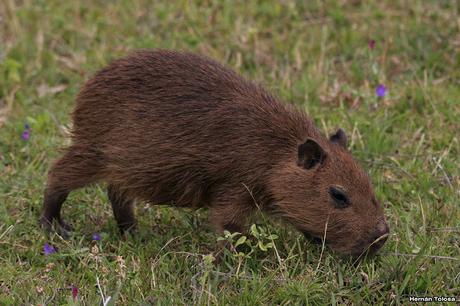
<box><xmin>329</xmin><ymin>186</ymin><xmax>350</xmax><ymax>208</ymax></box>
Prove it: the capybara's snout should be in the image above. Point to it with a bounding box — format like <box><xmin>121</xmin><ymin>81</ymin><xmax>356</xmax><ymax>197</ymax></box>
<box><xmin>353</xmin><ymin>220</ymin><xmax>390</xmax><ymax>257</ymax></box>
<box><xmin>367</xmin><ymin>220</ymin><xmax>390</xmax><ymax>255</ymax></box>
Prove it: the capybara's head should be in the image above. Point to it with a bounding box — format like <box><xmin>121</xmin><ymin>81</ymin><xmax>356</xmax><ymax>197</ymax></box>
<box><xmin>269</xmin><ymin>128</ymin><xmax>389</xmax><ymax>257</ymax></box>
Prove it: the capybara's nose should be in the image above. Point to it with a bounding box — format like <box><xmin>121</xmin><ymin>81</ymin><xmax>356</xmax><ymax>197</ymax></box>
<box><xmin>368</xmin><ymin>220</ymin><xmax>389</xmax><ymax>254</ymax></box>
<box><xmin>376</xmin><ymin>220</ymin><xmax>389</xmax><ymax>237</ymax></box>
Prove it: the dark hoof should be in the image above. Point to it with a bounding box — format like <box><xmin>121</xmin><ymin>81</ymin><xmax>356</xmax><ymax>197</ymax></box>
<box><xmin>119</xmin><ymin>222</ymin><xmax>138</xmax><ymax>236</ymax></box>
<box><xmin>40</xmin><ymin>216</ymin><xmax>73</xmax><ymax>239</ymax></box>
<box><xmin>59</xmin><ymin>219</ymin><xmax>74</xmax><ymax>232</ymax></box>
<box><xmin>212</xmin><ymin>241</ymin><xmax>229</xmax><ymax>264</ymax></box>
<box><xmin>56</xmin><ymin>223</ymin><xmax>72</xmax><ymax>239</ymax></box>
<box><xmin>213</xmin><ymin>239</ymin><xmax>237</xmax><ymax>263</ymax></box>
<box><xmin>39</xmin><ymin>216</ymin><xmax>53</xmax><ymax>232</ymax></box>
<box><xmin>212</xmin><ymin>249</ymin><xmax>224</xmax><ymax>264</ymax></box>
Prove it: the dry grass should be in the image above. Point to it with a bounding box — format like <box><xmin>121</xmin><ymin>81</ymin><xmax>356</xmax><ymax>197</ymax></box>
<box><xmin>0</xmin><ymin>1</ymin><xmax>459</xmax><ymax>304</ymax></box>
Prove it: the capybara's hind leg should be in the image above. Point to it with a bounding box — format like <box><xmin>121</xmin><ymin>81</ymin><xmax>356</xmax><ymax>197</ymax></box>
<box><xmin>40</xmin><ymin>147</ymin><xmax>103</xmax><ymax>237</ymax></box>
<box><xmin>107</xmin><ymin>184</ymin><xmax>137</xmax><ymax>234</ymax></box>
<box><xmin>40</xmin><ymin>187</ymin><xmax>71</xmax><ymax>234</ymax></box>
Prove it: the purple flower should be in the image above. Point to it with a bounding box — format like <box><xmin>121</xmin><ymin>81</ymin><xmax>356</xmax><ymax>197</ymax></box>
<box><xmin>71</xmin><ymin>285</ymin><xmax>78</xmax><ymax>299</ymax></box>
<box><xmin>92</xmin><ymin>233</ymin><xmax>101</xmax><ymax>241</ymax></box>
<box><xmin>21</xmin><ymin>130</ymin><xmax>30</xmax><ymax>140</ymax></box>
<box><xmin>21</xmin><ymin>122</ymin><xmax>31</xmax><ymax>140</ymax></box>
<box><xmin>368</xmin><ymin>39</ymin><xmax>376</xmax><ymax>50</ymax></box>
<box><xmin>43</xmin><ymin>243</ymin><xmax>56</xmax><ymax>255</ymax></box>
<box><xmin>375</xmin><ymin>84</ymin><xmax>387</xmax><ymax>97</ymax></box>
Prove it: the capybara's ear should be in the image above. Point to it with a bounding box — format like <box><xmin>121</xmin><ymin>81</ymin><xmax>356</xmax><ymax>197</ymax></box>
<box><xmin>297</xmin><ymin>139</ymin><xmax>327</xmax><ymax>169</ymax></box>
<box><xmin>329</xmin><ymin>128</ymin><xmax>347</xmax><ymax>148</ymax></box>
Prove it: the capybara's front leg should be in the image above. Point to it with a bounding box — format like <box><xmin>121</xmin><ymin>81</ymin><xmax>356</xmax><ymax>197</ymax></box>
<box><xmin>210</xmin><ymin>195</ymin><xmax>255</xmax><ymax>259</ymax></box>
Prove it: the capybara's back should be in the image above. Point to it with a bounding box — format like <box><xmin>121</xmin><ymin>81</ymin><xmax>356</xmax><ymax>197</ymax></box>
<box><xmin>42</xmin><ymin>50</ymin><xmax>389</xmax><ymax>257</ymax></box>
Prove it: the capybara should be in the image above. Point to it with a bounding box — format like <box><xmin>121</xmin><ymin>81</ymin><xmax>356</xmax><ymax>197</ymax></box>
<box><xmin>41</xmin><ymin>49</ymin><xmax>389</xmax><ymax>257</ymax></box>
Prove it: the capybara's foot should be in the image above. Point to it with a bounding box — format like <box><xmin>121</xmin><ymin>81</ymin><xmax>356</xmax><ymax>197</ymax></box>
<box><xmin>56</xmin><ymin>224</ymin><xmax>72</xmax><ymax>239</ymax></box>
<box><xmin>119</xmin><ymin>222</ymin><xmax>138</xmax><ymax>236</ymax></box>
<box><xmin>58</xmin><ymin>219</ymin><xmax>74</xmax><ymax>232</ymax></box>
<box><xmin>212</xmin><ymin>237</ymin><xmax>243</xmax><ymax>263</ymax></box>
<box><xmin>39</xmin><ymin>215</ymin><xmax>53</xmax><ymax>233</ymax></box>
<box><xmin>57</xmin><ymin>219</ymin><xmax>73</xmax><ymax>239</ymax></box>
<box><xmin>40</xmin><ymin>216</ymin><xmax>73</xmax><ymax>239</ymax></box>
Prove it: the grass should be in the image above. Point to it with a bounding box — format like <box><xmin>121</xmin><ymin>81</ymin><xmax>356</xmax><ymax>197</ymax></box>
<box><xmin>1</xmin><ymin>0</ymin><xmax>459</xmax><ymax>304</ymax></box>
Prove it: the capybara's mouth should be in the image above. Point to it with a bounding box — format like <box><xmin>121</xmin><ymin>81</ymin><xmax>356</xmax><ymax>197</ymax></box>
<box><xmin>365</xmin><ymin>233</ymin><xmax>389</xmax><ymax>255</ymax></box>
<box><xmin>349</xmin><ymin>233</ymin><xmax>389</xmax><ymax>259</ymax></box>
<box><xmin>302</xmin><ymin>232</ymin><xmax>389</xmax><ymax>259</ymax></box>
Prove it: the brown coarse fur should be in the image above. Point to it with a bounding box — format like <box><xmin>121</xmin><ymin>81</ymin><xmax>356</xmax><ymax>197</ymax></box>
<box><xmin>41</xmin><ymin>49</ymin><xmax>389</xmax><ymax>257</ymax></box>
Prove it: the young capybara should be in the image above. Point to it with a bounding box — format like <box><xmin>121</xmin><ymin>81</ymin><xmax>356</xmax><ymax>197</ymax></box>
<box><xmin>41</xmin><ymin>49</ymin><xmax>389</xmax><ymax>257</ymax></box>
